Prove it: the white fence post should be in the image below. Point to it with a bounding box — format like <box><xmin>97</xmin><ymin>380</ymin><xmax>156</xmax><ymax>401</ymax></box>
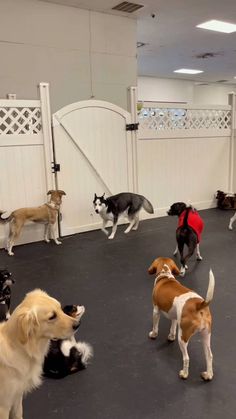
<box><xmin>39</xmin><ymin>82</ymin><xmax>55</xmax><ymax>191</ymax></box>
<box><xmin>228</xmin><ymin>93</ymin><xmax>236</xmax><ymax>192</ymax></box>
<box><xmin>128</xmin><ymin>86</ymin><xmax>138</xmax><ymax>193</ymax></box>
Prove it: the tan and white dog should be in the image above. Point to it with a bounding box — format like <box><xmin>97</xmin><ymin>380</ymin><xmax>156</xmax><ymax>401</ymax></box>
<box><xmin>0</xmin><ymin>289</ymin><xmax>82</xmax><ymax>419</ymax></box>
<box><xmin>148</xmin><ymin>257</ymin><xmax>214</xmax><ymax>381</ymax></box>
<box><xmin>0</xmin><ymin>190</ymin><xmax>66</xmax><ymax>256</ymax></box>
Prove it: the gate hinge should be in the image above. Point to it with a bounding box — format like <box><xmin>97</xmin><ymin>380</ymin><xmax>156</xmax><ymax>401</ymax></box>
<box><xmin>126</xmin><ymin>122</ymin><xmax>139</xmax><ymax>131</ymax></box>
<box><xmin>51</xmin><ymin>162</ymin><xmax>60</xmax><ymax>173</ymax></box>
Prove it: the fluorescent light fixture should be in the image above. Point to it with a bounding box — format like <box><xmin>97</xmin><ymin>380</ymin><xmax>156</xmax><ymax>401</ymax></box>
<box><xmin>174</xmin><ymin>68</ymin><xmax>203</xmax><ymax>74</ymax></box>
<box><xmin>196</xmin><ymin>19</ymin><xmax>236</xmax><ymax>33</ymax></box>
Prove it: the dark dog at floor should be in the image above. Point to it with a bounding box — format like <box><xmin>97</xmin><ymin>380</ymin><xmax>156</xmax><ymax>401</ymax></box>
<box><xmin>0</xmin><ymin>190</ymin><xmax>66</xmax><ymax>256</ymax></box>
<box><xmin>167</xmin><ymin>202</ymin><xmax>204</xmax><ymax>276</ymax></box>
<box><xmin>0</xmin><ymin>269</ymin><xmax>15</xmax><ymax>321</ymax></box>
<box><xmin>215</xmin><ymin>190</ymin><xmax>236</xmax><ymax>210</ymax></box>
<box><xmin>43</xmin><ymin>304</ymin><xmax>93</xmax><ymax>378</ymax></box>
<box><xmin>93</xmin><ymin>192</ymin><xmax>154</xmax><ymax>239</ymax></box>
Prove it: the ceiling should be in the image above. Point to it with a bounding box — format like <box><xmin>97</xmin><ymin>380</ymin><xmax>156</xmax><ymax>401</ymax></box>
<box><xmin>39</xmin><ymin>0</ymin><xmax>236</xmax><ymax>83</ymax></box>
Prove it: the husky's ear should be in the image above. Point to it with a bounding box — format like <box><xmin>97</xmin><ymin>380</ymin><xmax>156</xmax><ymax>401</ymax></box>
<box><xmin>102</xmin><ymin>193</ymin><xmax>105</xmax><ymax>198</ymax></box>
<box><xmin>16</xmin><ymin>308</ymin><xmax>39</xmax><ymax>345</ymax></box>
<box><xmin>94</xmin><ymin>193</ymin><xmax>97</xmax><ymax>200</ymax></box>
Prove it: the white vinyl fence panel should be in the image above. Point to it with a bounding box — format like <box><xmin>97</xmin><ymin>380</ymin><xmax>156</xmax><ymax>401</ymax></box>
<box><xmin>0</xmin><ymin>84</ymin><xmax>54</xmax><ymax>249</ymax></box>
<box><xmin>136</xmin><ymin>101</ymin><xmax>232</xmax><ymax>217</ymax></box>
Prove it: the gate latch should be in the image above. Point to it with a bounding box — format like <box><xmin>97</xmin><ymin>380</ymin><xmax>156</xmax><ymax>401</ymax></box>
<box><xmin>51</xmin><ymin>162</ymin><xmax>60</xmax><ymax>173</ymax></box>
<box><xmin>126</xmin><ymin>123</ymin><xmax>139</xmax><ymax>131</ymax></box>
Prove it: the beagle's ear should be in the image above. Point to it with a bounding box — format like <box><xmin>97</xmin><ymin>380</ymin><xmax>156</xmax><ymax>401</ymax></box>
<box><xmin>57</xmin><ymin>190</ymin><xmax>66</xmax><ymax>196</ymax></box>
<box><xmin>16</xmin><ymin>308</ymin><xmax>39</xmax><ymax>345</ymax></box>
<box><xmin>170</xmin><ymin>261</ymin><xmax>181</xmax><ymax>276</ymax></box>
<box><xmin>148</xmin><ymin>260</ymin><xmax>157</xmax><ymax>275</ymax></box>
<box><xmin>47</xmin><ymin>190</ymin><xmax>54</xmax><ymax>195</ymax></box>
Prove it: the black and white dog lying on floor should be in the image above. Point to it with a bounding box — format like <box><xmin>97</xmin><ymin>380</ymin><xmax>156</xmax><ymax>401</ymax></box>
<box><xmin>0</xmin><ymin>269</ymin><xmax>15</xmax><ymax>321</ymax></box>
<box><xmin>93</xmin><ymin>192</ymin><xmax>154</xmax><ymax>239</ymax></box>
<box><xmin>43</xmin><ymin>304</ymin><xmax>93</xmax><ymax>378</ymax></box>
<box><xmin>167</xmin><ymin>202</ymin><xmax>204</xmax><ymax>276</ymax></box>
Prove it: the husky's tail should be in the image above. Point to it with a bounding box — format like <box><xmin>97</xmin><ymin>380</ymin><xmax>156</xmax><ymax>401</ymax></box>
<box><xmin>142</xmin><ymin>197</ymin><xmax>154</xmax><ymax>214</ymax></box>
<box><xmin>197</xmin><ymin>269</ymin><xmax>215</xmax><ymax>310</ymax></box>
<box><xmin>0</xmin><ymin>211</ymin><xmax>13</xmax><ymax>224</ymax></box>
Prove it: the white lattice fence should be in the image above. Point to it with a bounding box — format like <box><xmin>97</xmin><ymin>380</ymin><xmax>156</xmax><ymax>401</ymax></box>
<box><xmin>0</xmin><ymin>106</ymin><xmax>42</xmax><ymax>135</ymax></box>
<box><xmin>138</xmin><ymin>102</ymin><xmax>232</xmax><ymax>138</ymax></box>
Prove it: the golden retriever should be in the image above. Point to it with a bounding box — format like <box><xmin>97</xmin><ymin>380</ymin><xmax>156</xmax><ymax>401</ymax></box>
<box><xmin>0</xmin><ymin>289</ymin><xmax>82</xmax><ymax>418</ymax></box>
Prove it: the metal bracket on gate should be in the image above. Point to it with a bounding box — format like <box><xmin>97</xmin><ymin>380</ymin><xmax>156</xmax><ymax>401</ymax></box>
<box><xmin>51</xmin><ymin>162</ymin><xmax>61</xmax><ymax>173</ymax></box>
<box><xmin>126</xmin><ymin>123</ymin><xmax>139</xmax><ymax>131</ymax></box>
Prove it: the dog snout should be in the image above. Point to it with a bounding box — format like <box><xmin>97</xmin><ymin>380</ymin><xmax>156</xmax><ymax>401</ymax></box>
<box><xmin>95</xmin><ymin>209</ymin><xmax>99</xmax><ymax>213</ymax></box>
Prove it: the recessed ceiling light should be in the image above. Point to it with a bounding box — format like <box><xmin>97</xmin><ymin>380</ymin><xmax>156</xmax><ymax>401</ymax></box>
<box><xmin>196</xmin><ymin>19</ymin><xmax>236</xmax><ymax>33</ymax></box>
<box><xmin>174</xmin><ymin>68</ymin><xmax>203</xmax><ymax>74</ymax></box>
<box><xmin>234</xmin><ymin>76</ymin><xmax>236</xmax><ymax>79</ymax></box>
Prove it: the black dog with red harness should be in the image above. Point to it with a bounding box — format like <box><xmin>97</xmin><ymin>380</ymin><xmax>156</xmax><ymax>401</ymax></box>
<box><xmin>167</xmin><ymin>202</ymin><xmax>204</xmax><ymax>276</ymax></box>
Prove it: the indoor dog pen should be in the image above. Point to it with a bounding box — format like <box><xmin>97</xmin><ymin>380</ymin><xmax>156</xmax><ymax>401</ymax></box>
<box><xmin>0</xmin><ymin>84</ymin><xmax>236</xmax><ymax>418</ymax></box>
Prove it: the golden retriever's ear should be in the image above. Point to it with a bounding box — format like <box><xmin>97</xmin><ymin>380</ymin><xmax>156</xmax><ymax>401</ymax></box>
<box><xmin>17</xmin><ymin>309</ymin><xmax>39</xmax><ymax>345</ymax></box>
<box><xmin>171</xmin><ymin>261</ymin><xmax>181</xmax><ymax>276</ymax></box>
<box><xmin>148</xmin><ymin>261</ymin><xmax>157</xmax><ymax>275</ymax></box>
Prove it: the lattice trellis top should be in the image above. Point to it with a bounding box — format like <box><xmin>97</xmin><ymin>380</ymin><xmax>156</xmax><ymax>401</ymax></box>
<box><xmin>138</xmin><ymin>107</ymin><xmax>231</xmax><ymax>131</ymax></box>
<box><xmin>0</xmin><ymin>107</ymin><xmax>42</xmax><ymax>135</ymax></box>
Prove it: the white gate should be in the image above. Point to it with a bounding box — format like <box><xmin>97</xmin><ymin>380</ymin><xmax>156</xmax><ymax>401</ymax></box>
<box><xmin>0</xmin><ymin>83</ymin><xmax>55</xmax><ymax>248</ymax></box>
<box><xmin>52</xmin><ymin>100</ymin><xmax>134</xmax><ymax>236</ymax></box>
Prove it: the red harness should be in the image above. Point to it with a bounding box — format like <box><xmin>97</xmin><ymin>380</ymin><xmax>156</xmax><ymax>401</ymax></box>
<box><xmin>178</xmin><ymin>209</ymin><xmax>204</xmax><ymax>242</ymax></box>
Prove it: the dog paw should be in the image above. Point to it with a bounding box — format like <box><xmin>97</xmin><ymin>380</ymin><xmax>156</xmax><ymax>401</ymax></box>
<box><xmin>124</xmin><ymin>229</ymin><xmax>130</xmax><ymax>234</ymax></box>
<box><xmin>149</xmin><ymin>331</ymin><xmax>158</xmax><ymax>339</ymax></box>
<box><xmin>229</xmin><ymin>225</ymin><xmax>233</xmax><ymax>230</ymax></box>
<box><xmin>45</xmin><ymin>239</ymin><xmax>50</xmax><ymax>243</ymax></box>
<box><xmin>196</xmin><ymin>255</ymin><xmax>203</xmax><ymax>261</ymax></box>
<box><xmin>167</xmin><ymin>333</ymin><xmax>176</xmax><ymax>342</ymax></box>
<box><xmin>55</xmin><ymin>240</ymin><xmax>62</xmax><ymax>245</ymax></box>
<box><xmin>179</xmin><ymin>269</ymin><xmax>185</xmax><ymax>277</ymax></box>
<box><xmin>8</xmin><ymin>251</ymin><xmax>14</xmax><ymax>256</ymax></box>
<box><xmin>108</xmin><ymin>235</ymin><xmax>114</xmax><ymax>240</ymax></box>
<box><xmin>179</xmin><ymin>370</ymin><xmax>189</xmax><ymax>379</ymax></box>
<box><xmin>201</xmin><ymin>371</ymin><xmax>213</xmax><ymax>381</ymax></box>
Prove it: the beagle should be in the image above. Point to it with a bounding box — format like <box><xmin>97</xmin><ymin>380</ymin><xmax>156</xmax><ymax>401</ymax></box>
<box><xmin>0</xmin><ymin>190</ymin><xmax>66</xmax><ymax>256</ymax></box>
<box><xmin>148</xmin><ymin>257</ymin><xmax>214</xmax><ymax>381</ymax></box>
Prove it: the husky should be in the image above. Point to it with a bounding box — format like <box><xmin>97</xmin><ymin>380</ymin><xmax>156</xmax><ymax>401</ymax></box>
<box><xmin>93</xmin><ymin>192</ymin><xmax>154</xmax><ymax>239</ymax></box>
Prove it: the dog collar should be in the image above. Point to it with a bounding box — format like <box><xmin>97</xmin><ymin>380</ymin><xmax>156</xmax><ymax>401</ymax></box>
<box><xmin>154</xmin><ymin>271</ymin><xmax>175</xmax><ymax>285</ymax></box>
<box><xmin>46</xmin><ymin>202</ymin><xmax>60</xmax><ymax>210</ymax></box>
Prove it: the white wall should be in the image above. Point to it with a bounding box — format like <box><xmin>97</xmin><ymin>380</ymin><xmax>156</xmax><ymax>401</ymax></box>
<box><xmin>0</xmin><ymin>0</ymin><xmax>137</xmax><ymax>111</ymax></box>
<box><xmin>138</xmin><ymin>76</ymin><xmax>236</xmax><ymax>105</ymax></box>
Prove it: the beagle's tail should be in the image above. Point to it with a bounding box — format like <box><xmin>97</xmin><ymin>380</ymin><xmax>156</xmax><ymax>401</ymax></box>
<box><xmin>197</xmin><ymin>269</ymin><xmax>215</xmax><ymax>310</ymax></box>
<box><xmin>0</xmin><ymin>211</ymin><xmax>13</xmax><ymax>224</ymax></box>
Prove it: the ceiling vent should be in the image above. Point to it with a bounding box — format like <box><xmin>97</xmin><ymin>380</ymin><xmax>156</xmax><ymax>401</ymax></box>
<box><xmin>195</xmin><ymin>52</ymin><xmax>223</xmax><ymax>59</ymax></box>
<box><xmin>112</xmin><ymin>2</ymin><xmax>144</xmax><ymax>13</ymax></box>
<box><xmin>137</xmin><ymin>42</ymin><xmax>148</xmax><ymax>48</ymax></box>
<box><xmin>216</xmin><ymin>79</ymin><xmax>228</xmax><ymax>83</ymax></box>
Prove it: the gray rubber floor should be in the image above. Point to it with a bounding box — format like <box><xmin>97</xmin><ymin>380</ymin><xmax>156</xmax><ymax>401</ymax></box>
<box><xmin>0</xmin><ymin>208</ymin><xmax>235</xmax><ymax>419</ymax></box>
